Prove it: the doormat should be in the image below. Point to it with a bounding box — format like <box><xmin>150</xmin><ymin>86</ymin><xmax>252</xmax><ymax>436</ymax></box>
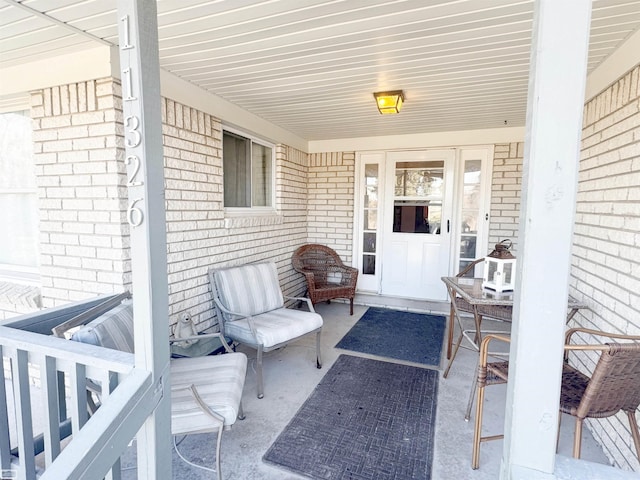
<box><xmin>335</xmin><ymin>307</ymin><xmax>445</xmax><ymax>367</ymax></box>
<box><xmin>263</xmin><ymin>354</ymin><xmax>438</xmax><ymax>480</ymax></box>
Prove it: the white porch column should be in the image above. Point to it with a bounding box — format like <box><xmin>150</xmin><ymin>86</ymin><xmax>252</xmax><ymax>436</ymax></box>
<box><xmin>501</xmin><ymin>1</ymin><xmax>591</xmax><ymax>478</ymax></box>
<box><xmin>116</xmin><ymin>0</ymin><xmax>171</xmax><ymax>478</ymax></box>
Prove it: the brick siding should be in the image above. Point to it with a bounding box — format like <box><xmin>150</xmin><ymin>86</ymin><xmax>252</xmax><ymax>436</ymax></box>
<box><xmin>490</xmin><ymin>142</ymin><xmax>524</xmax><ymax>254</ymax></box>
<box><xmin>31</xmin><ymin>79</ymin><xmax>310</xmax><ymax>331</ymax></box>
<box><xmin>570</xmin><ymin>64</ymin><xmax>640</xmax><ymax>471</ymax></box>
<box><xmin>307</xmin><ymin>152</ymin><xmax>355</xmax><ymax>263</ymax></box>
<box><xmin>162</xmin><ymin>98</ymin><xmax>221</xmax><ymax>330</ymax></box>
<box><xmin>31</xmin><ymin>79</ymin><xmax>129</xmax><ymax>308</ymax></box>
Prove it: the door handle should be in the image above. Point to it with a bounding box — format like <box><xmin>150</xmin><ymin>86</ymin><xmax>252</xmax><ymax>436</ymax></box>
<box><xmin>447</xmin><ymin>220</ymin><xmax>450</xmax><ymax>233</ymax></box>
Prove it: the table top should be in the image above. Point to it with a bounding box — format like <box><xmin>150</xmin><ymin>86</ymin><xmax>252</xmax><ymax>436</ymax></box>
<box><xmin>441</xmin><ymin>276</ymin><xmax>587</xmax><ymax>309</ymax></box>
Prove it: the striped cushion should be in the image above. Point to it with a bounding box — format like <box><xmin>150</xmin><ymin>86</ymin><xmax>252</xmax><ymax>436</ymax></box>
<box><xmin>223</xmin><ymin>308</ymin><xmax>323</xmax><ymax>348</ymax></box>
<box><xmin>171</xmin><ymin>352</ymin><xmax>247</xmax><ymax>432</ymax></box>
<box><xmin>214</xmin><ymin>262</ymin><xmax>284</xmax><ymax>317</ymax></box>
<box><xmin>71</xmin><ymin>301</ymin><xmax>134</xmax><ymax>353</ymax></box>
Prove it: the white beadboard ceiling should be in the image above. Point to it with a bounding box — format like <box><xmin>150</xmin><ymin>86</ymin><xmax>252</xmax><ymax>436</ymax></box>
<box><xmin>1</xmin><ymin>0</ymin><xmax>639</xmax><ymax>141</ymax></box>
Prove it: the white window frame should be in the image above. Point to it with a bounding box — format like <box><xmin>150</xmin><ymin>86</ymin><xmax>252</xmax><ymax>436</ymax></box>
<box><xmin>222</xmin><ymin>126</ymin><xmax>276</xmax><ymax>215</ymax></box>
<box><xmin>0</xmin><ymin>110</ymin><xmax>40</xmax><ymax>285</ymax></box>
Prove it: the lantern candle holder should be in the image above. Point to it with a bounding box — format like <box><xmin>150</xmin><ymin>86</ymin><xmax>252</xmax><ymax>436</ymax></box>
<box><xmin>482</xmin><ymin>240</ymin><xmax>516</xmax><ymax>292</ymax></box>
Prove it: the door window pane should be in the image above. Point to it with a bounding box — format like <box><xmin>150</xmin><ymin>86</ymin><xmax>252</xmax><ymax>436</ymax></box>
<box><xmin>362</xmin><ymin>164</ymin><xmax>378</xmax><ymax>276</ymax></box>
<box><xmin>392</xmin><ymin>161</ymin><xmax>443</xmax><ymax>235</ymax></box>
<box><xmin>364</xmin><ymin>210</ymin><xmax>377</xmax><ymax>230</ymax></box>
<box><xmin>363</xmin><ymin>232</ymin><xmax>376</xmax><ymax>253</ymax></box>
<box><xmin>459</xmin><ymin>159</ymin><xmax>482</xmax><ymax>268</ymax></box>
<box><xmin>362</xmin><ymin>255</ymin><xmax>376</xmax><ymax>275</ymax></box>
<box><xmin>394</xmin><ymin>161</ymin><xmax>443</xmax><ymax>197</ymax></box>
<box><xmin>392</xmin><ymin>202</ymin><xmax>442</xmax><ymax>234</ymax></box>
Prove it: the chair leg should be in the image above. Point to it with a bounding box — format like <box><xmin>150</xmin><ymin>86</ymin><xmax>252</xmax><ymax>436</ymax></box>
<box><xmin>316</xmin><ymin>331</ymin><xmax>323</xmax><ymax>369</ymax></box>
<box><xmin>573</xmin><ymin>418</ymin><xmax>584</xmax><ymax>458</ymax></box>
<box><xmin>349</xmin><ymin>298</ymin><xmax>354</xmax><ymax>316</ymax></box>
<box><xmin>237</xmin><ymin>401</ymin><xmax>246</xmax><ymax>421</ymax></box>
<box><xmin>443</xmin><ymin>328</ymin><xmax>465</xmax><ymax>378</ymax></box>
<box><xmin>556</xmin><ymin>412</ymin><xmax>562</xmax><ymax>453</ymax></box>
<box><xmin>471</xmin><ymin>379</ymin><xmax>486</xmax><ymax>469</ymax></box>
<box><xmin>626</xmin><ymin>410</ymin><xmax>640</xmax><ymax>462</ymax></box>
<box><xmin>257</xmin><ymin>345</ymin><xmax>264</xmax><ymax>399</ymax></box>
<box><xmin>173</xmin><ymin>431</ymin><xmax>223</xmax><ymax>480</ymax></box>
<box><xmin>447</xmin><ymin>303</ymin><xmax>455</xmax><ymax>359</ymax></box>
<box><xmin>465</xmin><ymin>369</ymin><xmax>479</xmax><ymax>421</ymax></box>
<box><xmin>214</xmin><ymin>427</ymin><xmax>223</xmax><ymax>480</ymax></box>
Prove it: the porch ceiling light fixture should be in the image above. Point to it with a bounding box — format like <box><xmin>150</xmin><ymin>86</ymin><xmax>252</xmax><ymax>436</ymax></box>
<box><xmin>373</xmin><ymin>90</ymin><xmax>404</xmax><ymax>114</ymax></box>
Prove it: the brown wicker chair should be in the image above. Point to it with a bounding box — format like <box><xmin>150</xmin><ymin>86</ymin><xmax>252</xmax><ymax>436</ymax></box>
<box><xmin>292</xmin><ymin>244</ymin><xmax>358</xmax><ymax>315</ymax></box>
<box><xmin>446</xmin><ymin>258</ymin><xmax>512</xmax><ymax>359</ymax></box>
<box><xmin>471</xmin><ymin>328</ymin><xmax>640</xmax><ymax>470</ymax></box>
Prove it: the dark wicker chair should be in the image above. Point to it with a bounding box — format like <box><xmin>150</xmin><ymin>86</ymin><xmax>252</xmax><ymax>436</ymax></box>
<box><xmin>471</xmin><ymin>328</ymin><xmax>640</xmax><ymax>470</ymax></box>
<box><xmin>292</xmin><ymin>244</ymin><xmax>358</xmax><ymax>315</ymax></box>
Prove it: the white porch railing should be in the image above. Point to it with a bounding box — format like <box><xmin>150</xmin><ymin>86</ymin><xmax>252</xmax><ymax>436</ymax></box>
<box><xmin>0</xmin><ymin>325</ymin><xmax>159</xmax><ymax>480</ymax></box>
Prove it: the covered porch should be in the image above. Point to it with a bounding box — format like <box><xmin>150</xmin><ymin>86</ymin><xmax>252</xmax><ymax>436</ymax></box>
<box><xmin>1</xmin><ymin>0</ymin><xmax>640</xmax><ymax>478</ymax></box>
<box><xmin>4</xmin><ymin>301</ymin><xmax>631</xmax><ymax>479</ymax></box>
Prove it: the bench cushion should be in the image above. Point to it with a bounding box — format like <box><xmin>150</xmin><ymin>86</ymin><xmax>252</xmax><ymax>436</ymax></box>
<box><xmin>171</xmin><ymin>352</ymin><xmax>247</xmax><ymax>432</ymax></box>
<box><xmin>214</xmin><ymin>262</ymin><xmax>284</xmax><ymax>318</ymax></box>
<box><xmin>224</xmin><ymin>308</ymin><xmax>323</xmax><ymax>348</ymax></box>
<box><xmin>71</xmin><ymin>301</ymin><xmax>135</xmax><ymax>353</ymax></box>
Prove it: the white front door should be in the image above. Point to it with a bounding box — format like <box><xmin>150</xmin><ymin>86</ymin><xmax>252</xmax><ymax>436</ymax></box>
<box><xmin>380</xmin><ymin>150</ymin><xmax>455</xmax><ymax>301</ymax></box>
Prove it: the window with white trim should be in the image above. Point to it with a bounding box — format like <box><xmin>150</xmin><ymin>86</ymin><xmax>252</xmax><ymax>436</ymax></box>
<box><xmin>0</xmin><ymin>111</ymin><xmax>39</xmax><ymax>284</ymax></box>
<box><xmin>222</xmin><ymin>129</ymin><xmax>274</xmax><ymax>209</ymax></box>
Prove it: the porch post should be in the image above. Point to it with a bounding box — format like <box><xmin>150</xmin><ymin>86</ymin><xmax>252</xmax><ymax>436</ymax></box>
<box><xmin>116</xmin><ymin>0</ymin><xmax>171</xmax><ymax>478</ymax></box>
<box><xmin>501</xmin><ymin>0</ymin><xmax>591</xmax><ymax>478</ymax></box>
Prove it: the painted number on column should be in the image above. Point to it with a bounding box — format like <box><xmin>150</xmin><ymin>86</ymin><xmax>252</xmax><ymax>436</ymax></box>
<box><xmin>125</xmin><ymin>155</ymin><xmax>143</xmax><ymax>186</ymax></box>
<box><xmin>127</xmin><ymin>198</ymin><xmax>144</xmax><ymax>227</ymax></box>
<box><xmin>121</xmin><ymin>14</ymin><xmax>144</xmax><ymax>228</ymax></box>
<box><xmin>124</xmin><ymin>115</ymin><xmax>142</xmax><ymax>148</ymax></box>
<box><xmin>122</xmin><ymin>68</ymin><xmax>137</xmax><ymax>102</ymax></box>
<box><xmin>120</xmin><ymin>15</ymin><xmax>133</xmax><ymax>50</ymax></box>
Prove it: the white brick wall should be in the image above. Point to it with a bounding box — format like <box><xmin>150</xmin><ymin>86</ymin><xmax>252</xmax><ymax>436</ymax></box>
<box><xmin>307</xmin><ymin>152</ymin><xmax>355</xmax><ymax>263</ymax></box>
<box><xmin>276</xmin><ymin>145</ymin><xmax>310</xmax><ymax>295</ymax></box>
<box><xmin>31</xmin><ymin>79</ymin><xmax>311</xmax><ymax>333</ymax></box>
<box><xmin>570</xmin><ymin>64</ymin><xmax>640</xmax><ymax>472</ymax></box>
<box><xmin>161</xmin><ymin>102</ymin><xmax>308</xmax><ymax>329</ymax></box>
<box><xmin>490</xmin><ymin>142</ymin><xmax>523</xmax><ymax>254</ymax></box>
<box><xmin>32</xmin><ymin>78</ymin><xmax>129</xmax><ymax>308</ymax></box>
<box><xmin>162</xmin><ymin>98</ymin><xmax>221</xmax><ymax>330</ymax></box>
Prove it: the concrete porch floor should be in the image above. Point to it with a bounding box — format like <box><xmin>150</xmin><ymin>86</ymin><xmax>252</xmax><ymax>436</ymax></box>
<box><xmin>127</xmin><ymin>301</ymin><xmax>619</xmax><ymax>479</ymax></box>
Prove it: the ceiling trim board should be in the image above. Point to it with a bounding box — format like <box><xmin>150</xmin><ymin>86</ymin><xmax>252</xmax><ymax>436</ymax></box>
<box><xmin>0</xmin><ymin>45</ymin><xmax>118</xmax><ymax>97</ymax></box>
<box><xmin>585</xmin><ymin>27</ymin><xmax>640</xmax><ymax>99</ymax></box>
<box><xmin>307</xmin><ymin>127</ymin><xmax>526</xmax><ymax>153</ymax></box>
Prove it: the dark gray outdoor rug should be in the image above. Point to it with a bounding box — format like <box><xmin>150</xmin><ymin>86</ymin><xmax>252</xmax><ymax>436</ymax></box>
<box><xmin>335</xmin><ymin>307</ymin><xmax>446</xmax><ymax>367</ymax></box>
<box><xmin>263</xmin><ymin>354</ymin><xmax>438</xmax><ymax>480</ymax></box>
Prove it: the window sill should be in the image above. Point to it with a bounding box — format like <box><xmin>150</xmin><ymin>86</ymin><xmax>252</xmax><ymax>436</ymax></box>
<box><xmin>223</xmin><ymin>211</ymin><xmax>283</xmax><ymax>229</ymax></box>
<box><xmin>0</xmin><ymin>265</ymin><xmax>40</xmax><ymax>286</ymax></box>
